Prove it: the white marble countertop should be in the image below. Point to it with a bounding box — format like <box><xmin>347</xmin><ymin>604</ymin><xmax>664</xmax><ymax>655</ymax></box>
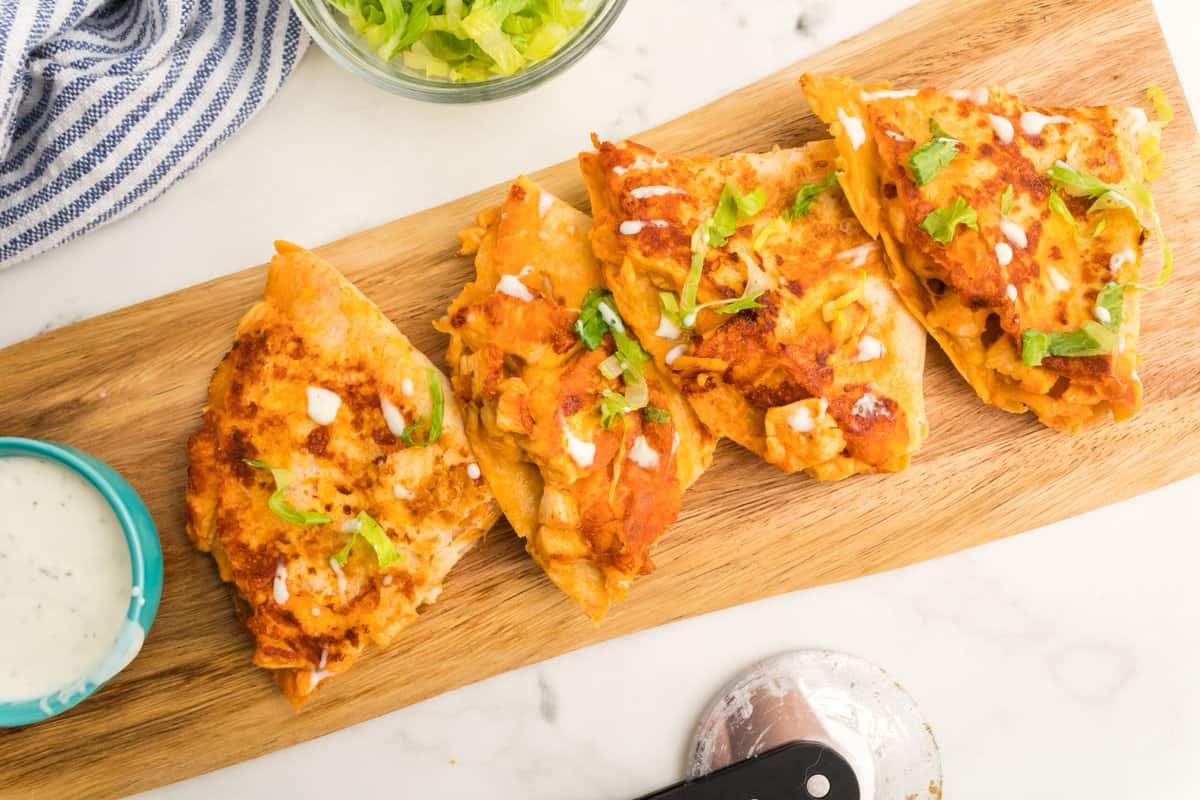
<box><xmin>3</xmin><ymin>1</ymin><xmax>1199</xmax><ymax>797</ymax></box>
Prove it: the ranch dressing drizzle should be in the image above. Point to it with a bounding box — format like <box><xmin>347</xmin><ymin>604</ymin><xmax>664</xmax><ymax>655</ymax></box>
<box><xmin>837</xmin><ymin>107</ymin><xmax>866</xmax><ymax>150</ymax></box>
<box><xmin>630</xmin><ymin>185</ymin><xmax>686</xmax><ymax>199</ymax></box>
<box><xmin>1019</xmin><ymin>111</ymin><xmax>1071</xmax><ymax>136</ymax></box>
<box><xmin>0</xmin><ymin>456</ymin><xmax>132</xmax><ymax>701</ymax></box>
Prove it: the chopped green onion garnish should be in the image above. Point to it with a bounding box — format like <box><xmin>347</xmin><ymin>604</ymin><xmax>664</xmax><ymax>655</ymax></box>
<box><xmin>918</xmin><ymin>197</ymin><xmax>978</xmax><ymax>244</ymax></box>
<box><xmin>332</xmin><ymin>511</ymin><xmax>402</xmax><ymax>568</ymax></box>
<box><xmin>782</xmin><ymin>173</ymin><xmax>839</xmax><ymax>220</ymax></box>
<box><xmin>244</xmin><ymin>459</ymin><xmax>331</xmax><ymax>526</ymax></box>
<box><xmin>399</xmin><ymin>368</ymin><xmax>444</xmax><ymax>448</ymax></box>
<box><xmin>908</xmin><ymin>118</ymin><xmax>959</xmax><ymax>186</ymax></box>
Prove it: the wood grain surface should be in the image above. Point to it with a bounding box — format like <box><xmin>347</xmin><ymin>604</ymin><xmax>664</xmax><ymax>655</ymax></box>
<box><xmin>2</xmin><ymin>0</ymin><xmax>1199</xmax><ymax>796</ymax></box>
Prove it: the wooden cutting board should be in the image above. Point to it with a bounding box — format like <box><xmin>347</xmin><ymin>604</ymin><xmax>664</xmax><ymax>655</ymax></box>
<box><xmin>3</xmin><ymin>0</ymin><xmax>1198</xmax><ymax>796</ymax></box>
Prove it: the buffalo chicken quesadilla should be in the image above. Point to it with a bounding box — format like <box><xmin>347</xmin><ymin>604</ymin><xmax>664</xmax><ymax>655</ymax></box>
<box><xmin>581</xmin><ymin>138</ymin><xmax>927</xmax><ymax>480</ymax></box>
<box><xmin>439</xmin><ymin>177</ymin><xmax>715</xmax><ymax>623</ymax></box>
<box><xmin>801</xmin><ymin>74</ymin><xmax>1171</xmax><ymax>432</ymax></box>
<box><xmin>186</xmin><ymin>241</ymin><xmax>499</xmax><ymax>707</ymax></box>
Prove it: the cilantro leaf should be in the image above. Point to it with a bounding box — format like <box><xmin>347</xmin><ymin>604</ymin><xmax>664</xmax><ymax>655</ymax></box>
<box><xmin>244</xmin><ymin>459</ymin><xmax>331</xmax><ymax>526</ymax></box>
<box><xmin>783</xmin><ymin>173</ymin><xmax>839</xmax><ymax>220</ymax></box>
<box><xmin>908</xmin><ymin>118</ymin><xmax>959</xmax><ymax>186</ymax></box>
<box><xmin>399</xmin><ymin>368</ymin><xmax>444</xmax><ymax>448</ymax></box>
<box><xmin>918</xmin><ymin>197</ymin><xmax>978</xmax><ymax>244</ymax></box>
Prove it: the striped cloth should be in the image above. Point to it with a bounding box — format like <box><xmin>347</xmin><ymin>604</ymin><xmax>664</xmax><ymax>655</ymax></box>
<box><xmin>0</xmin><ymin>0</ymin><xmax>309</xmax><ymax>270</ymax></box>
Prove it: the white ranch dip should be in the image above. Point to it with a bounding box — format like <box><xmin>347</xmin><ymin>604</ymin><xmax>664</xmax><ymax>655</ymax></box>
<box><xmin>0</xmin><ymin>456</ymin><xmax>132</xmax><ymax>701</ymax></box>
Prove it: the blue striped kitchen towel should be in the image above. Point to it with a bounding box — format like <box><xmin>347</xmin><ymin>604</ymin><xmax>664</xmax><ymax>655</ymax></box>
<box><xmin>0</xmin><ymin>0</ymin><xmax>309</xmax><ymax>270</ymax></box>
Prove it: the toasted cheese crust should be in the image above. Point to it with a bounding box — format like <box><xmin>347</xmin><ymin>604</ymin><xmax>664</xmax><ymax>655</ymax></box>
<box><xmin>186</xmin><ymin>242</ymin><xmax>498</xmax><ymax>707</ymax></box>
<box><xmin>802</xmin><ymin>74</ymin><xmax>1165</xmax><ymax>432</ymax></box>
<box><xmin>439</xmin><ymin>177</ymin><xmax>715</xmax><ymax>622</ymax></box>
<box><xmin>581</xmin><ymin>138</ymin><xmax>927</xmax><ymax>479</ymax></box>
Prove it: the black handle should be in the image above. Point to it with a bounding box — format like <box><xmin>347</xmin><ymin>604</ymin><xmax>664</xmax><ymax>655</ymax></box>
<box><xmin>635</xmin><ymin>740</ymin><xmax>860</xmax><ymax>800</ymax></box>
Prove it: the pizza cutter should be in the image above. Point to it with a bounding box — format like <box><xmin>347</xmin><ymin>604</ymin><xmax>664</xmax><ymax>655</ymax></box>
<box><xmin>637</xmin><ymin>650</ymin><xmax>942</xmax><ymax>800</ymax></box>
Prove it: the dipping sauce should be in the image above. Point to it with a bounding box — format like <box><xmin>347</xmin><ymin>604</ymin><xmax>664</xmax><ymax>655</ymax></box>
<box><xmin>0</xmin><ymin>456</ymin><xmax>132</xmax><ymax>702</ymax></box>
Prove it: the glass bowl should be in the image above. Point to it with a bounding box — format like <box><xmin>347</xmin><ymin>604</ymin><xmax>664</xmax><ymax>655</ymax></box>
<box><xmin>0</xmin><ymin>438</ymin><xmax>163</xmax><ymax>727</ymax></box>
<box><xmin>290</xmin><ymin>0</ymin><xmax>628</xmax><ymax>103</ymax></box>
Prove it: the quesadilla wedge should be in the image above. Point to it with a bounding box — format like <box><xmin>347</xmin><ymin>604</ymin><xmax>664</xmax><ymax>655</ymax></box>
<box><xmin>581</xmin><ymin>138</ymin><xmax>927</xmax><ymax>480</ymax></box>
<box><xmin>186</xmin><ymin>241</ymin><xmax>498</xmax><ymax>708</ymax></box>
<box><xmin>801</xmin><ymin>74</ymin><xmax>1171</xmax><ymax>432</ymax></box>
<box><xmin>438</xmin><ymin>177</ymin><xmax>715</xmax><ymax>623</ymax></box>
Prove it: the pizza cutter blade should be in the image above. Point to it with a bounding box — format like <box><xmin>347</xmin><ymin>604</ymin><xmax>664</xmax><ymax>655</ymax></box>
<box><xmin>638</xmin><ymin>649</ymin><xmax>942</xmax><ymax>800</ymax></box>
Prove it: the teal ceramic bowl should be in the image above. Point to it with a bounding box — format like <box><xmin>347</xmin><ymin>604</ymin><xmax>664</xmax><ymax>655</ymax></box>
<box><xmin>0</xmin><ymin>438</ymin><xmax>163</xmax><ymax>727</ymax></box>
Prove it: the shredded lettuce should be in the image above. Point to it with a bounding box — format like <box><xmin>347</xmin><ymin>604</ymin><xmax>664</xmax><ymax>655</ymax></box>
<box><xmin>676</xmin><ymin>184</ymin><xmax>771</xmax><ymax>327</ymax></box>
<box><xmin>332</xmin><ymin>511</ymin><xmax>402</xmax><ymax>568</ymax></box>
<box><xmin>1021</xmin><ymin>158</ymin><xmax>1173</xmax><ymax>366</ymax></box>
<box><xmin>326</xmin><ymin>0</ymin><xmax>590</xmax><ymax>81</ymax></box>
<box><xmin>1021</xmin><ymin>322</ymin><xmax>1117</xmax><ymax>366</ymax></box>
<box><xmin>575</xmin><ymin>288</ymin><xmax>653</xmax><ymax>424</ymax></box>
<box><xmin>642</xmin><ymin>405</ymin><xmax>671</xmax><ymax>424</ymax></box>
<box><xmin>244</xmin><ymin>460</ymin><xmax>332</xmax><ymax>526</ymax></box>
<box><xmin>1147</xmin><ymin>85</ymin><xmax>1174</xmax><ymax>123</ymax></box>
<box><xmin>708</xmin><ymin>182</ymin><xmax>766</xmax><ymax>247</ymax></box>
<box><xmin>399</xmin><ymin>368</ymin><xmax>445</xmax><ymax>448</ymax></box>
<box><xmin>782</xmin><ymin>173</ymin><xmax>838</xmax><ymax>220</ymax></box>
<box><xmin>918</xmin><ymin>197</ymin><xmax>978</xmax><ymax>244</ymax></box>
<box><xmin>822</xmin><ymin>270</ymin><xmax>866</xmax><ymax>323</ymax></box>
<box><xmin>908</xmin><ymin>118</ymin><xmax>959</xmax><ymax>186</ymax></box>
<box><xmin>1048</xmin><ymin>190</ymin><xmax>1078</xmax><ymax>234</ymax></box>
